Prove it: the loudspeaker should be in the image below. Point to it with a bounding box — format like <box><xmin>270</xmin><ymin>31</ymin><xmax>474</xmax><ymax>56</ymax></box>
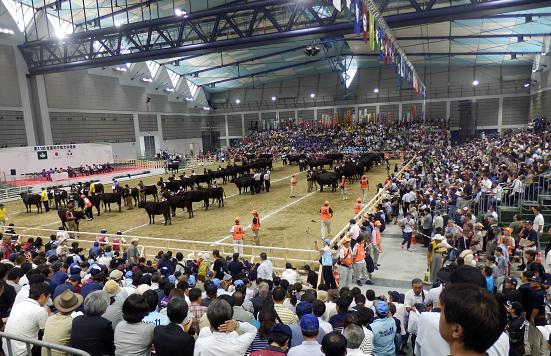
<box><xmin>10</xmin><ymin>169</ymin><xmax>16</xmax><ymax>176</ymax></box>
<box><xmin>457</xmin><ymin>101</ymin><xmax>477</xmax><ymax>144</ymax></box>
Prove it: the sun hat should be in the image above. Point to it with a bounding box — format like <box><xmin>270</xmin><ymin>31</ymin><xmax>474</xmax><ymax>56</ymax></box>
<box><xmin>103</xmin><ymin>280</ymin><xmax>121</xmax><ymax>296</ymax></box>
<box><xmin>109</xmin><ymin>270</ymin><xmax>123</xmax><ymax>281</ymax></box>
<box><xmin>340</xmin><ymin>235</ymin><xmax>351</xmax><ymax>245</ymax></box>
<box><xmin>433</xmin><ymin>234</ymin><xmax>444</xmax><ymax>241</ymax></box>
<box><xmin>53</xmin><ymin>290</ymin><xmax>83</xmax><ymax>313</ymax></box>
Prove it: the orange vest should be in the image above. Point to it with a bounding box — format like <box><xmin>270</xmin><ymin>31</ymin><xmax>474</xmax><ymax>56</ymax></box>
<box><xmin>340</xmin><ymin>177</ymin><xmax>347</xmax><ymax>188</ymax></box>
<box><xmin>341</xmin><ymin>248</ymin><xmax>353</xmax><ymax>267</ymax></box>
<box><xmin>360</xmin><ymin>178</ymin><xmax>368</xmax><ymax>190</ymax></box>
<box><xmin>354</xmin><ymin>202</ymin><xmax>362</xmax><ymax>214</ymax></box>
<box><xmin>83</xmin><ymin>197</ymin><xmax>92</xmax><ymax>208</ymax></box>
<box><xmin>251</xmin><ymin>216</ymin><xmax>260</xmax><ymax>231</ymax></box>
<box><xmin>354</xmin><ymin>241</ymin><xmax>366</xmax><ymax>262</ymax></box>
<box><xmin>384</xmin><ymin>152</ymin><xmax>390</xmax><ymax>160</ymax></box>
<box><xmin>290</xmin><ymin>177</ymin><xmax>297</xmax><ymax>187</ymax></box>
<box><xmin>320</xmin><ymin>206</ymin><xmax>332</xmax><ymax>221</ymax></box>
<box><xmin>372</xmin><ymin>228</ymin><xmax>381</xmax><ymax>245</ymax></box>
<box><xmin>233</xmin><ymin>224</ymin><xmax>245</xmax><ymax>240</ymax></box>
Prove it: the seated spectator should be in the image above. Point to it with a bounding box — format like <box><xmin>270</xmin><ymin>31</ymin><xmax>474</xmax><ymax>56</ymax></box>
<box><xmin>246</xmin><ymin>309</ymin><xmax>276</xmax><ymax>354</ymax></box>
<box><xmin>142</xmin><ymin>289</ymin><xmax>169</xmax><ymax>326</ymax></box>
<box><xmin>272</xmin><ymin>286</ymin><xmax>298</xmax><ymax>324</ymax></box>
<box><xmin>321</xmin><ymin>332</ymin><xmax>347</xmax><ymax>356</ymax></box>
<box><xmin>232</xmin><ymin>291</ymin><xmax>254</xmax><ymax>322</ymax></box>
<box><xmin>42</xmin><ymin>290</ymin><xmax>83</xmax><ymax>356</ymax></box>
<box><xmin>195</xmin><ymin>298</ymin><xmax>257</xmax><ymax>355</ymax></box>
<box><xmin>288</xmin><ymin>314</ymin><xmax>323</xmax><ymax>356</ymax></box>
<box><xmin>439</xmin><ymin>283</ymin><xmax>507</xmax><ymax>356</ymax></box>
<box><xmin>71</xmin><ymin>291</ymin><xmax>115</xmax><ymax>356</ymax></box>
<box><xmin>312</xmin><ymin>299</ymin><xmax>333</xmax><ymax>334</ymax></box>
<box><xmin>189</xmin><ymin>287</ymin><xmax>207</xmax><ymax>335</ymax></box>
<box><xmin>114</xmin><ymin>293</ymin><xmax>154</xmax><ymax>355</ymax></box>
<box><xmin>3</xmin><ymin>282</ymin><xmax>50</xmax><ymax>356</ymax></box>
<box><xmin>153</xmin><ymin>297</ymin><xmax>194</xmax><ymax>356</ymax></box>
<box><xmin>343</xmin><ymin>324</ymin><xmax>365</xmax><ymax>356</ymax></box>
<box><xmin>251</xmin><ymin>324</ymin><xmax>293</xmax><ymax>356</ymax></box>
<box><xmin>329</xmin><ymin>295</ymin><xmax>352</xmax><ymax>331</ymax></box>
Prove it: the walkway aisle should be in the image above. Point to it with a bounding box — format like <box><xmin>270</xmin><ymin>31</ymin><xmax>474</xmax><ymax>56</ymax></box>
<box><xmin>363</xmin><ymin>223</ymin><xmax>428</xmax><ymax>295</ymax></box>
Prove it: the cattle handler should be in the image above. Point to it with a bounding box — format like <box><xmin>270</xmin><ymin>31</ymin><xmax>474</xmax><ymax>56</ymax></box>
<box><xmin>41</xmin><ymin>187</ymin><xmax>50</xmax><ymax>212</ymax></box>
<box><xmin>138</xmin><ymin>180</ymin><xmax>145</xmax><ymax>202</ymax></box>
<box><xmin>230</xmin><ymin>217</ymin><xmax>245</xmax><ymax>255</ymax></box>
<box><xmin>124</xmin><ymin>184</ymin><xmax>134</xmax><ymax>210</ymax></box>
<box><xmin>360</xmin><ymin>175</ymin><xmax>369</xmax><ymax>202</ymax></box>
<box><xmin>290</xmin><ymin>174</ymin><xmax>297</xmax><ymax>198</ymax></box>
<box><xmin>65</xmin><ymin>203</ymin><xmax>78</xmax><ymax>237</ymax></box>
<box><xmin>320</xmin><ymin>201</ymin><xmax>333</xmax><ymax>239</ymax></box>
<box><xmin>251</xmin><ymin>210</ymin><xmax>261</xmax><ymax>246</ymax></box>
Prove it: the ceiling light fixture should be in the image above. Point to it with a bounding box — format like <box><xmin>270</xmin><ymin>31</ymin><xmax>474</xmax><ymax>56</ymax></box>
<box><xmin>141</xmin><ymin>77</ymin><xmax>153</xmax><ymax>83</ymax></box>
<box><xmin>114</xmin><ymin>67</ymin><xmax>127</xmax><ymax>72</ymax></box>
<box><xmin>373</xmin><ymin>88</ymin><xmax>379</xmax><ymax>93</ymax></box>
<box><xmin>271</xmin><ymin>96</ymin><xmax>277</xmax><ymax>101</ymax></box>
<box><xmin>175</xmin><ymin>8</ymin><xmax>187</xmax><ymax>17</ymax></box>
<box><xmin>310</xmin><ymin>93</ymin><xmax>316</xmax><ymax>98</ymax></box>
<box><xmin>524</xmin><ymin>82</ymin><xmax>531</xmax><ymax>88</ymax></box>
<box><xmin>472</xmin><ymin>80</ymin><xmax>479</xmax><ymax>86</ymax></box>
<box><xmin>185</xmin><ymin>97</ymin><xmax>193</xmax><ymax>101</ymax></box>
<box><xmin>0</xmin><ymin>28</ymin><xmax>15</xmax><ymax>35</ymax></box>
<box><xmin>235</xmin><ymin>99</ymin><xmax>240</xmax><ymax>104</ymax></box>
<box><xmin>165</xmin><ymin>87</ymin><xmax>175</xmax><ymax>92</ymax></box>
<box><xmin>203</xmin><ymin>106</ymin><xmax>210</xmax><ymax>111</ymax></box>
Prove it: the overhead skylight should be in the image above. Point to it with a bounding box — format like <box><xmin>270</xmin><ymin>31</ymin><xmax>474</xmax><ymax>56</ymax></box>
<box><xmin>1</xmin><ymin>0</ymin><xmax>33</xmax><ymax>32</ymax></box>
<box><xmin>167</xmin><ymin>69</ymin><xmax>181</xmax><ymax>88</ymax></box>
<box><xmin>146</xmin><ymin>61</ymin><xmax>160</xmax><ymax>78</ymax></box>
<box><xmin>187</xmin><ymin>79</ymin><xmax>199</xmax><ymax>98</ymax></box>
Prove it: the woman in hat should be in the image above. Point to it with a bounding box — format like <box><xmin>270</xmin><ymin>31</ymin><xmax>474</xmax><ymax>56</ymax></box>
<box><xmin>42</xmin><ymin>290</ymin><xmax>83</xmax><ymax>356</ymax></box>
<box><xmin>250</xmin><ymin>210</ymin><xmax>261</xmax><ymax>246</ymax></box>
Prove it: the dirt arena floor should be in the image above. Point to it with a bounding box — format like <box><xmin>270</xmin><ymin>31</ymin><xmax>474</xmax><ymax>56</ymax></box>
<box><xmin>3</xmin><ymin>160</ymin><xmax>397</xmax><ymax>268</ymax></box>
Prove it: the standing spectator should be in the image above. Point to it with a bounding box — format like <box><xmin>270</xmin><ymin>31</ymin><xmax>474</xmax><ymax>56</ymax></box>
<box><xmin>114</xmin><ymin>294</ymin><xmax>155</xmax><ymax>355</ymax></box>
<box><xmin>439</xmin><ymin>284</ymin><xmax>507</xmax><ymax>356</ymax></box>
<box><xmin>3</xmin><ymin>283</ymin><xmax>50</xmax><ymax>356</ymax></box>
<box><xmin>321</xmin><ymin>332</ymin><xmax>347</xmax><ymax>356</ymax></box>
<box><xmin>421</xmin><ymin>208</ymin><xmax>433</xmax><ymax>247</ymax></box>
<box><xmin>257</xmin><ymin>252</ymin><xmax>273</xmax><ymax>281</ymax></box>
<box><xmin>194</xmin><ymin>299</ymin><xmax>257</xmax><ymax>355</ymax></box>
<box><xmin>153</xmin><ymin>297</ymin><xmax>195</xmax><ymax>356</ymax></box>
<box><xmin>272</xmin><ymin>287</ymin><xmax>298</xmax><ymax>324</ymax></box>
<box><xmin>532</xmin><ymin>206</ymin><xmax>545</xmax><ymax>247</ymax></box>
<box><xmin>315</xmin><ymin>239</ymin><xmax>337</xmax><ymax>289</ymax></box>
<box><xmin>370</xmin><ymin>301</ymin><xmax>396</xmax><ymax>356</ymax></box>
<box><xmin>342</xmin><ymin>324</ymin><xmax>365</xmax><ymax>356</ymax></box>
<box><xmin>287</xmin><ymin>314</ymin><xmax>323</xmax><ymax>356</ymax></box>
<box><xmin>127</xmin><ymin>238</ymin><xmax>140</xmax><ymax>265</ymax></box>
<box><xmin>264</xmin><ymin>170</ymin><xmax>271</xmax><ymax>193</ymax></box>
<box><xmin>71</xmin><ymin>291</ymin><xmax>115</xmax><ymax>356</ymax></box>
<box><xmin>42</xmin><ymin>290</ymin><xmax>83</xmax><ymax>356</ymax></box>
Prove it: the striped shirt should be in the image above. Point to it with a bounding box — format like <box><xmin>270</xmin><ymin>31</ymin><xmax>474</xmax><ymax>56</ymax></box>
<box><xmin>273</xmin><ymin>304</ymin><xmax>298</xmax><ymax>325</ymax></box>
<box><xmin>190</xmin><ymin>303</ymin><xmax>207</xmax><ymax>335</ymax></box>
<box><xmin>246</xmin><ymin>333</ymin><xmax>269</xmax><ymax>355</ymax></box>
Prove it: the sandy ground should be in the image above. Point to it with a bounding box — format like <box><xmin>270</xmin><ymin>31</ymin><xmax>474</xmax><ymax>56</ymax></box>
<box><xmin>4</xmin><ymin>160</ymin><xmax>396</xmax><ymax>268</ymax></box>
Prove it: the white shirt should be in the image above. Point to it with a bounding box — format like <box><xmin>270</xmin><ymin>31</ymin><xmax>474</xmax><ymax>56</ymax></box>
<box><xmin>348</xmin><ymin>224</ymin><xmax>360</xmax><ymax>240</ymax></box>
<box><xmin>257</xmin><ymin>260</ymin><xmax>273</xmax><ymax>281</ymax></box>
<box><xmin>424</xmin><ymin>285</ymin><xmax>443</xmax><ymax>308</ymax></box>
<box><xmin>3</xmin><ymin>298</ymin><xmax>48</xmax><ymax>356</ymax></box>
<box><xmin>287</xmin><ymin>340</ymin><xmax>323</xmax><ymax>356</ymax></box>
<box><xmin>13</xmin><ymin>285</ymin><xmax>30</xmax><ymax>306</ymax></box>
<box><xmin>404</xmin><ymin>289</ymin><xmax>425</xmax><ymax>309</ymax></box>
<box><xmin>318</xmin><ymin>317</ymin><xmax>333</xmax><ymax>334</ymax></box>
<box><xmin>281</xmin><ymin>269</ymin><xmax>300</xmax><ymax>284</ymax></box>
<box><xmin>323</xmin><ymin>301</ymin><xmax>337</xmax><ymax>321</ymax></box>
<box><xmin>415</xmin><ymin>312</ymin><xmax>509</xmax><ymax>356</ymax></box>
<box><xmin>194</xmin><ymin>322</ymin><xmax>257</xmax><ymax>356</ymax></box>
<box><xmin>534</xmin><ymin>213</ymin><xmax>545</xmax><ymax>233</ymax></box>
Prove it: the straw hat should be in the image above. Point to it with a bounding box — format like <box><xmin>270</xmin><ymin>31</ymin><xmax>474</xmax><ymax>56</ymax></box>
<box><xmin>250</xmin><ymin>210</ymin><xmax>258</xmax><ymax>215</ymax></box>
<box><xmin>235</xmin><ymin>216</ymin><xmax>240</xmax><ymax>222</ymax></box>
<box><xmin>53</xmin><ymin>290</ymin><xmax>83</xmax><ymax>313</ymax></box>
<box><xmin>433</xmin><ymin>234</ymin><xmax>444</xmax><ymax>241</ymax></box>
<box><xmin>324</xmin><ymin>201</ymin><xmax>330</xmax><ymax>206</ymax></box>
<box><xmin>340</xmin><ymin>235</ymin><xmax>351</xmax><ymax>245</ymax></box>
<box><xmin>103</xmin><ymin>280</ymin><xmax>121</xmax><ymax>297</ymax></box>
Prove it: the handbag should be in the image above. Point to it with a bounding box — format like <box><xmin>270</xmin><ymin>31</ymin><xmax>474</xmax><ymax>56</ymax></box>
<box><xmin>422</xmin><ymin>268</ymin><xmax>431</xmax><ymax>285</ymax></box>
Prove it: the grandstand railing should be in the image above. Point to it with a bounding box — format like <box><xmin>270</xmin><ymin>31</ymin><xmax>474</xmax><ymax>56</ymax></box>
<box><xmin>319</xmin><ymin>156</ymin><xmax>416</xmax><ymax>286</ymax></box>
<box><xmin>0</xmin><ymin>186</ymin><xmax>33</xmax><ymax>202</ymax></box>
<box><xmin>3</xmin><ymin>226</ymin><xmax>320</xmax><ymax>271</ymax></box>
<box><xmin>1</xmin><ymin>331</ymin><xmax>90</xmax><ymax>356</ymax></box>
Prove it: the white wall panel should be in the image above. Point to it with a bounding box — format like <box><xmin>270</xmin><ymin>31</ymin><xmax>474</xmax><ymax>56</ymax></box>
<box><xmin>0</xmin><ymin>45</ymin><xmax>21</xmax><ymax>107</ymax></box>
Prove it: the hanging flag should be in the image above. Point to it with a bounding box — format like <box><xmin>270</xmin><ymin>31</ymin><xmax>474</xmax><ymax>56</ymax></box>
<box><xmin>361</xmin><ymin>3</ymin><xmax>368</xmax><ymax>42</ymax></box>
<box><xmin>353</xmin><ymin>0</ymin><xmax>361</xmax><ymax>34</ymax></box>
<box><xmin>369</xmin><ymin>10</ymin><xmax>375</xmax><ymax>49</ymax></box>
<box><xmin>333</xmin><ymin>0</ymin><xmax>341</xmax><ymax>11</ymax></box>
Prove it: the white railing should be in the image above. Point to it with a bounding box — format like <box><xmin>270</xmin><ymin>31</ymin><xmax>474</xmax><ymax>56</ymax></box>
<box><xmin>0</xmin><ymin>186</ymin><xmax>33</xmax><ymax>202</ymax></box>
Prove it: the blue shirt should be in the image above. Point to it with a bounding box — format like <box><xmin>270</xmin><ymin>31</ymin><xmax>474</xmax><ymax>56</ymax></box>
<box><xmin>321</xmin><ymin>247</ymin><xmax>332</xmax><ymax>266</ymax></box>
<box><xmin>485</xmin><ymin>276</ymin><xmax>495</xmax><ymax>292</ymax></box>
<box><xmin>370</xmin><ymin>317</ymin><xmax>397</xmax><ymax>356</ymax></box>
<box><xmin>142</xmin><ymin>311</ymin><xmax>169</xmax><ymax>326</ymax></box>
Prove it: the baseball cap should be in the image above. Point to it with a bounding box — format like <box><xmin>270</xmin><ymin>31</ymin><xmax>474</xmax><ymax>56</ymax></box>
<box><xmin>109</xmin><ymin>270</ymin><xmax>123</xmax><ymax>281</ymax></box>
<box><xmin>530</xmin><ymin>276</ymin><xmax>542</xmax><ymax>283</ymax></box>
<box><xmin>300</xmin><ymin>314</ymin><xmax>319</xmax><ymax>332</ymax></box>
<box><xmin>160</xmin><ymin>267</ymin><xmax>169</xmax><ymax>275</ymax></box>
<box><xmin>375</xmin><ymin>301</ymin><xmax>388</xmax><ymax>317</ymax></box>
<box><xmin>388</xmin><ymin>291</ymin><xmax>401</xmax><ymax>301</ymax></box>
<box><xmin>504</xmin><ymin>277</ymin><xmax>518</xmax><ymax>287</ymax></box>
<box><xmin>269</xmin><ymin>324</ymin><xmax>292</xmax><ymax>339</ymax></box>
<box><xmin>69</xmin><ymin>265</ymin><xmax>82</xmax><ymax>275</ymax></box>
<box><xmin>188</xmin><ymin>275</ymin><xmax>196</xmax><ymax>287</ymax></box>
<box><xmin>124</xmin><ymin>271</ymin><xmax>133</xmax><ymax>278</ymax></box>
<box><xmin>168</xmin><ymin>275</ymin><xmax>176</xmax><ymax>284</ymax></box>
<box><xmin>212</xmin><ymin>278</ymin><xmax>221</xmax><ymax>288</ymax></box>
<box><xmin>234</xmin><ymin>279</ymin><xmax>244</xmax><ymax>287</ymax></box>
<box><xmin>295</xmin><ymin>301</ymin><xmax>313</xmax><ymax>318</ymax></box>
<box><xmin>68</xmin><ymin>274</ymin><xmax>81</xmax><ymax>282</ymax></box>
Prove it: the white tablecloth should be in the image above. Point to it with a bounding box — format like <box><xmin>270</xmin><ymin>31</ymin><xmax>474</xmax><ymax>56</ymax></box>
<box><xmin>51</xmin><ymin>172</ymin><xmax>69</xmax><ymax>181</ymax></box>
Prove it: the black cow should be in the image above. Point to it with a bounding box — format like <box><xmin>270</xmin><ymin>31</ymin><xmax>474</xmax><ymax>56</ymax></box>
<box><xmin>335</xmin><ymin>164</ymin><xmax>356</xmax><ymax>183</ymax></box>
<box><xmin>52</xmin><ymin>189</ymin><xmax>68</xmax><ymax>210</ymax></box>
<box><xmin>326</xmin><ymin>153</ymin><xmax>344</xmax><ymax>162</ymax></box>
<box><xmin>141</xmin><ymin>185</ymin><xmax>159</xmax><ymax>202</ymax></box>
<box><xmin>57</xmin><ymin>208</ymin><xmax>85</xmax><ymax>231</ymax></box>
<box><xmin>138</xmin><ymin>201</ymin><xmax>171</xmax><ymax>225</ymax></box>
<box><xmin>166</xmin><ymin>194</ymin><xmax>194</xmax><ymax>218</ymax></box>
<box><xmin>198</xmin><ymin>187</ymin><xmax>225</xmax><ymax>208</ymax></box>
<box><xmin>178</xmin><ymin>190</ymin><xmax>210</xmax><ymax>210</ymax></box>
<box><xmin>121</xmin><ymin>188</ymin><xmax>139</xmax><ymax>206</ymax></box>
<box><xmin>259</xmin><ymin>153</ymin><xmax>273</xmax><ymax>160</ymax></box>
<box><xmin>71</xmin><ymin>194</ymin><xmax>102</xmax><ymax>216</ymax></box>
<box><xmin>166</xmin><ymin>161</ymin><xmax>180</xmax><ymax>174</ymax></box>
<box><xmin>192</xmin><ymin>174</ymin><xmax>212</xmax><ymax>187</ymax></box>
<box><xmin>20</xmin><ymin>192</ymin><xmax>42</xmax><ymax>213</ymax></box>
<box><xmin>84</xmin><ymin>182</ymin><xmax>104</xmax><ymax>195</ymax></box>
<box><xmin>307</xmin><ymin>159</ymin><xmax>333</xmax><ymax>170</ymax></box>
<box><xmin>231</xmin><ymin>176</ymin><xmax>256</xmax><ymax>195</ymax></box>
<box><xmin>313</xmin><ymin>172</ymin><xmax>338</xmax><ymax>192</ymax></box>
<box><xmin>288</xmin><ymin>154</ymin><xmax>306</xmax><ymax>164</ymax></box>
<box><xmin>101</xmin><ymin>193</ymin><xmax>122</xmax><ymax>212</ymax></box>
